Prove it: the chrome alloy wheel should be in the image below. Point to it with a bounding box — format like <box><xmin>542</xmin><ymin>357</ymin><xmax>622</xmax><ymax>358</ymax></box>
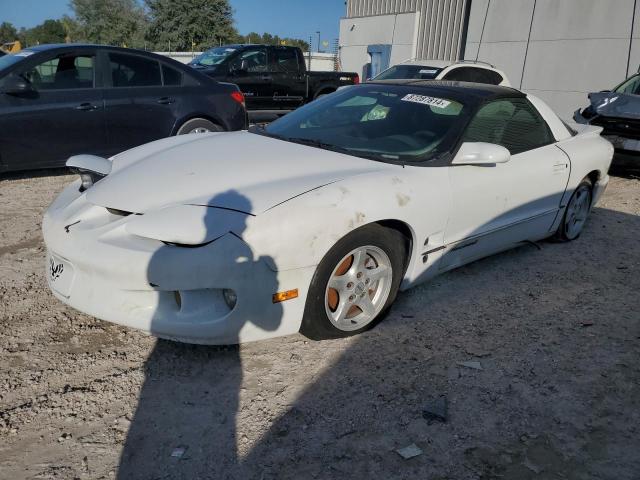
<box><xmin>324</xmin><ymin>245</ymin><xmax>393</xmax><ymax>331</ymax></box>
<box><xmin>565</xmin><ymin>185</ymin><xmax>592</xmax><ymax>239</ymax></box>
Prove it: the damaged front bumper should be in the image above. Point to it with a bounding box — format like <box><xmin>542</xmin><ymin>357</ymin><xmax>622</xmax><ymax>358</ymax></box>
<box><xmin>43</xmin><ymin>181</ymin><xmax>314</xmax><ymax>344</ymax></box>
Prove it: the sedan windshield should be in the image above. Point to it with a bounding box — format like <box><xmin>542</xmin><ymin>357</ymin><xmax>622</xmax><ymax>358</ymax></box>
<box><xmin>614</xmin><ymin>74</ymin><xmax>640</xmax><ymax>95</ymax></box>
<box><xmin>374</xmin><ymin>65</ymin><xmax>443</xmax><ymax>81</ymax></box>
<box><xmin>190</xmin><ymin>47</ymin><xmax>237</xmax><ymax>67</ymax></box>
<box><xmin>257</xmin><ymin>85</ymin><xmax>470</xmax><ymax>164</ymax></box>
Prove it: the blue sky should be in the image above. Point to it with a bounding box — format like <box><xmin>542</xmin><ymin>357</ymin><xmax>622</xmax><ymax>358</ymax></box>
<box><xmin>0</xmin><ymin>0</ymin><xmax>345</xmax><ymax>45</ymax></box>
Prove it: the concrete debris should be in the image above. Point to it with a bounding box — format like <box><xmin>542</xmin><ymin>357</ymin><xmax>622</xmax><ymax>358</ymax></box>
<box><xmin>457</xmin><ymin>361</ymin><xmax>483</xmax><ymax>370</ymax></box>
<box><xmin>171</xmin><ymin>447</ymin><xmax>187</xmax><ymax>458</ymax></box>
<box><xmin>395</xmin><ymin>443</ymin><xmax>423</xmax><ymax>460</ymax></box>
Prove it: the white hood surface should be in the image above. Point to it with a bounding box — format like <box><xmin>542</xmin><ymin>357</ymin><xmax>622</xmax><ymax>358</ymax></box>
<box><xmin>86</xmin><ymin>131</ymin><xmax>386</xmax><ymax>214</ymax></box>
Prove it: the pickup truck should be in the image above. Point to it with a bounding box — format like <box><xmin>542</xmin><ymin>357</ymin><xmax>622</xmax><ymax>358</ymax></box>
<box><xmin>188</xmin><ymin>44</ymin><xmax>359</xmax><ymax>114</ymax></box>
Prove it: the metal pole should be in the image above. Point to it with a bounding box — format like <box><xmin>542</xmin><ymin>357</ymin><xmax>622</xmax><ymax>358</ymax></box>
<box><xmin>316</xmin><ymin>31</ymin><xmax>321</xmax><ymax>52</ymax></box>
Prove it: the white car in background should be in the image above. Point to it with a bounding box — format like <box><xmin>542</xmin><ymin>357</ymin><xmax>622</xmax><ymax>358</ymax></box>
<box><xmin>372</xmin><ymin>59</ymin><xmax>511</xmax><ymax>86</ymax></box>
<box><xmin>43</xmin><ymin>81</ymin><xmax>611</xmax><ymax>345</ymax></box>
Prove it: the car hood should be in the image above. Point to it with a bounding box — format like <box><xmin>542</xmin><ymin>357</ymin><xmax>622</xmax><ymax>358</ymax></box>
<box><xmin>588</xmin><ymin>91</ymin><xmax>640</xmax><ymax>119</ymax></box>
<box><xmin>86</xmin><ymin>131</ymin><xmax>388</xmax><ymax>214</ymax></box>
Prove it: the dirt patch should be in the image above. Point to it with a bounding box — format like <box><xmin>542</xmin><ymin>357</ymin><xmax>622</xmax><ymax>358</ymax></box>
<box><xmin>0</xmin><ymin>173</ymin><xmax>639</xmax><ymax>479</ymax></box>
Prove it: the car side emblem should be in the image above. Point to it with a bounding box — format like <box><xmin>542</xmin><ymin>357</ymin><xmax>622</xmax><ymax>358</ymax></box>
<box><xmin>49</xmin><ymin>257</ymin><xmax>64</xmax><ymax>280</ymax></box>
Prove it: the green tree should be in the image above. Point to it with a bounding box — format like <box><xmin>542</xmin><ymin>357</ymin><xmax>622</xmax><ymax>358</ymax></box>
<box><xmin>71</xmin><ymin>0</ymin><xmax>147</xmax><ymax>47</ymax></box>
<box><xmin>21</xmin><ymin>19</ymin><xmax>66</xmax><ymax>46</ymax></box>
<box><xmin>0</xmin><ymin>22</ymin><xmax>18</xmax><ymax>43</ymax></box>
<box><xmin>145</xmin><ymin>0</ymin><xmax>237</xmax><ymax>51</ymax></box>
<box><xmin>60</xmin><ymin>15</ymin><xmax>86</xmax><ymax>43</ymax></box>
<box><xmin>236</xmin><ymin>31</ymin><xmax>309</xmax><ymax>51</ymax></box>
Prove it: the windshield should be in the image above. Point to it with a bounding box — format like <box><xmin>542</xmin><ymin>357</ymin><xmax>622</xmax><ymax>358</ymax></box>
<box><xmin>257</xmin><ymin>85</ymin><xmax>469</xmax><ymax>163</ymax></box>
<box><xmin>190</xmin><ymin>47</ymin><xmax>237</xmax><ymax>67</ymax></box>
<box><xmin>0</xmin><ymin>51</ymin><xmax>32</xmax><ymax>72</ymax></box>
<box><xmin>374</xmin><ymin>65</ymin><xmax>443</xmax><ymax>81</ymax></box>
<box><xmin>614</xmin><ymin>74</ymin><xmax>640</xmax><ymax>95</ymax></box>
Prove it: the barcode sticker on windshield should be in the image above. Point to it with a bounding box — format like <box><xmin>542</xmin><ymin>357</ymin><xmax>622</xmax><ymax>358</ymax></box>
<box><xmin>401</xmin><ymin>94</ymin><xmax>451</xmax><ymax>109</ymax></box>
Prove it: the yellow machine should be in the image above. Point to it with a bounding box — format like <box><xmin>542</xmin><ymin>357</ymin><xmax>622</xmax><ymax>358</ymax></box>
<box><xmin>0</xmin><ymin>41</ymin><xmax>22</xmax><ymax>54</ymax></box>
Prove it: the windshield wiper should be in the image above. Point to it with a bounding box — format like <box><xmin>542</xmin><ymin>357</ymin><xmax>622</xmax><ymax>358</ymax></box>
<box><xmin>284</xmin><ymin>137</ymin><xmax>354</xmax><ymax>155</ymax></box>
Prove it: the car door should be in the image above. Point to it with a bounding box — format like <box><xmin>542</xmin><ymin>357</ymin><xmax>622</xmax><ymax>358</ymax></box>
<box><xmin>226</xmin><ymin>46</ymin><xmax>273</xmax><ymax>110</ymax></box>
<box><xmin>269</xmin><ymin>47</ymin><xmax>306</xmax><ymax>109</ymax></box>
<box><xmin>102</xmin><ymin>50</ymin><xmax>179</xmax><ymax>155</ymax></box>
<box><xmin>0</xmin><ymin>49</ymin><xmax>106</xmax><ymax>171</ymax></box>
<box><xmin>441</xmin><ymin>97</ymin><xmax>568</xmax><ymax>270</ymax></box>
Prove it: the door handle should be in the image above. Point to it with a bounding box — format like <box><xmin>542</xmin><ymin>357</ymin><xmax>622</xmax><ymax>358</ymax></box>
<box><xmin>157</xmin><ymin>97</ymin><xmax>175</xmax><ymax>105</ymax></box>
<box><xmin>75</xmin><ymin>102</ymin><xmax>98</xmax><ymax>111</ymax></box>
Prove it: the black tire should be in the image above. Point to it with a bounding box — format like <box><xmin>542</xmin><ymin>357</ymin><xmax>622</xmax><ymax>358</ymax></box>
<box><xmin>554</xmin><ymin>178</ymin><xmax>593</xmax><ymax>241</ymax></box>
<box><xmin>176</xmin><ymin>118</ymin><xmax>223</xmax><ymax>135</ymax></box>
<box><xmin>300</xmin><ymin>224</ymin><xmax>407</xmax><ymax>340</ymax></box>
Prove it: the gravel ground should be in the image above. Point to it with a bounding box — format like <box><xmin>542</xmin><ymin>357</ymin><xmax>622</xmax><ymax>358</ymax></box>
<box><xmin>0</xmin><ymin>171</ymin><xmax>639</xmax><ymax>480</ymax></box>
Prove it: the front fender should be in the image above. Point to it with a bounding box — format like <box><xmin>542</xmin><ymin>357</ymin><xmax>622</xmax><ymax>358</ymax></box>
<box><xmin>240</xmin><ymin>166</ymin><xmax>450</xmax><ymax>283</ymax></box>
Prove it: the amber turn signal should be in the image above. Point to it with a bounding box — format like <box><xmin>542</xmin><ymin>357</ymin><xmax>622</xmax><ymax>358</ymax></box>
<box><xmin>272</xmin><ymin>289</ymin><xmax>299</xmax><ymax>303</ymax></box>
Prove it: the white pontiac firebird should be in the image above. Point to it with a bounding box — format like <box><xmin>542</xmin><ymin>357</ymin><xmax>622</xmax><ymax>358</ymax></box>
<box><xmin>43</xmin><ymin>81</ymin><xmax>613</xmax><ymax>344</ymax></box>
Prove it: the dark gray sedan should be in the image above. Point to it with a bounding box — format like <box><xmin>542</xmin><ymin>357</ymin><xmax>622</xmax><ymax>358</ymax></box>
<box><xmin>0</xmin><ymin>44</ymin><xmax>247</xmax><ymax>173</ymax></box>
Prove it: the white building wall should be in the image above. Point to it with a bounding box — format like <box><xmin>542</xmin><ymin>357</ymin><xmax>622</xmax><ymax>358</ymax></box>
<box><xmin>465</xmin><ymin>0</ymin><xmax>640</xmax><ymax>120</ymax></box>
<box><xmin>339</xmin><ymin>12</ymin><xmax>420</xmax><ymax>77</ymax></box>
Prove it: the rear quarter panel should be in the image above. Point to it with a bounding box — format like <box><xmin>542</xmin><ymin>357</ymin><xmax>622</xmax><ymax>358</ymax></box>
<box><xmin>172</xmin><ymin>83</ymin><xmax>247</xmax><ymax>133</ymax></box>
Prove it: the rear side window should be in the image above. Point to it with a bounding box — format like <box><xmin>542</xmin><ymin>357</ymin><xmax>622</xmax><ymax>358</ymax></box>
<box><xmin>473</xmin><ymin>68</ymin><xmax>503</xmax><ymax>85</ymax></box>
<box><xmin>109</xmin><ymin>53</ymin><xmax>161</xmax><ymax>87</ymax></box>
<box><xmin>272</xmin><ymin>48</ymin><xmax>299</xmax><ymax>72</ymax></box>
<box><xmin>463</xmin><ymin>98</ymin><xmax>554</xmax><ymax>154</ymax></box>
<box><xmin>443</xmin><ymin>66</ymin><xmax>502</xmax><ymax>85</ymax></box>
<box><xmin>162</xmin><ymin>64</ymin><xmax>182</xmax><ymax>86</ymax></box>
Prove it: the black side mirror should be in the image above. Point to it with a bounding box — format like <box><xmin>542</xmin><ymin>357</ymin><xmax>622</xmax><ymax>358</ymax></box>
<box><xmin>1</xmin><ymin>74</ymin><xmax>34</xmax><ymax>95</ymax></box>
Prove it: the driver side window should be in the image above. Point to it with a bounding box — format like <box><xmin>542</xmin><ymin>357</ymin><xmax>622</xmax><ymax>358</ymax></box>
<box><xmin>229</xmin><ymin>48</ymin><xmax>268</xmax><ymax>73</ymax></box>
<box><xmin>20</xmin><ymin>54</ymin><xmax>95</xmax><ymax>90</ymax></box>
<box><xmin>463</xmin><ymin>98</ymin><xmax>554</xmax><ymax>154</ymax></box>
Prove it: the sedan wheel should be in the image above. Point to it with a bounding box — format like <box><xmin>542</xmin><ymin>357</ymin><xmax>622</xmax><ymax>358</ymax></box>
<box><xmin>301</xmin><ymin>224</ymin><xmax>406</xmax><ymax>340</ymax></box>
<box><xmin>555</xmin><ymin>178</ymin><xmax>593</xmax><ymax>241</ymax></box>
<box><xmin>176</xmin><ymin>118</ymin><xmax>223</xmax><ymax>135</ymax></box>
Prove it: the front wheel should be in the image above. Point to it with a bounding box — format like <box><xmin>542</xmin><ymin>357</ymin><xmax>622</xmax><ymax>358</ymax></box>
<box><xmin>300</xmin><ymin>225</ymin><xmax>407</xmax><ymax>340</ymax></box>
<box><xmin>555</xmin><ymin>178</ymin><xmax>593</xmax><ymax>241</ymax></box>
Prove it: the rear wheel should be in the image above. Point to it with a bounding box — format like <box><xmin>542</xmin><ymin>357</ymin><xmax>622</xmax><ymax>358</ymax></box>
<box><xmin>300</xmin><ymin>225</ymin><xmax>406</xmax><ymax>340</ymax></box>
<box><xmin>555</xmin><ymin>178</ymin><xmax>593</xmax><ymax>241</ymax></box>
<box><xmin>176</xmin><ymin>118</ymin><xmax>223</xmax><ymax>135</ymax></box>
